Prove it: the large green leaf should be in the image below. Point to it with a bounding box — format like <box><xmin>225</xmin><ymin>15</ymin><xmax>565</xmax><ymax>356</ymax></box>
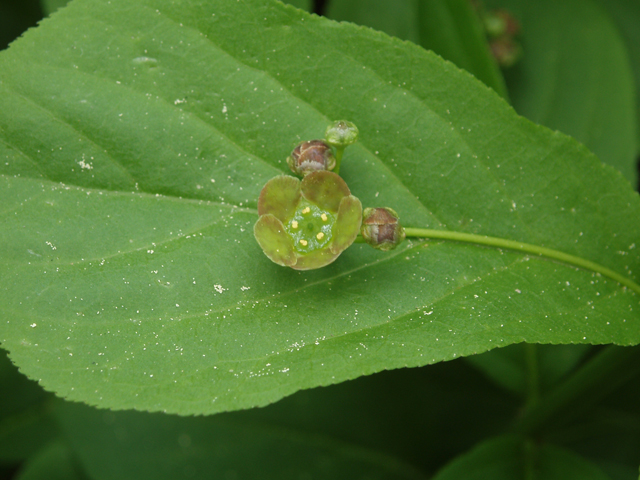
<box><xmin>54</xmin><ymin>360</ymin><xmax>517</xmax><ymax>478</ymax></box>
<box><xmin>431</xmin><ymin>435</ymin><xmax>613</xmax><ymax>480</ymax></box>
<box><xmin>596</xmin><ymin>0</ymin><xmax>640</xmax><ymax>156</ymax></box>
<box><xmin>485</xmin><ymin>0</ymin><xmax>638</xmax><ymax>186</ymax></box>
<box><xmin>0</xmin><ymin>0</ymin><xmax>43</xmax><ymax>51</ymax></box>
<box><xmin>54</xmin><ymin>398</ymin><xmax>427</xmax><ymax>480</ymax></box>
<box><xmin>465</xmin><ymin>343</ymin><xmax>592</xmax><ymax>396</ymax></box>
<box><xmin>0</xmin><ymin>349</ymin><xmax>59</xmax><ymax>464</ymax></box>
<box><xmin>545</xmin><ymin>371</ymin><xmax>640</xmax><ymax>480</ymax></box>
<box><xmin>41</xmin><ymin>0</ymin><xmax>71</xmax><ymax>16</ymax></box>
<box><xmin>14</xmin><ymin>441</ymin><xmax>89</xmax><ymax>480</ymax></box>
<box><xmin>1</xmin><ymin>0</ymin><xmax>639</xmax><ymax>416</ymax></box>
<box><xmin>326</xmin><ymin>0</ymin><xmax>508</xmax><ymax>99</ymax></box>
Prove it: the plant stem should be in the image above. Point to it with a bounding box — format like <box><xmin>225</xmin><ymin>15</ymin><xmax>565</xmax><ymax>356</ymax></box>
<box><xmin>333</xmin><ymin>146</ymin><xmax>345</xmax><ymax>175</ymax></box>
<box><xmin>403</xmin><ymin>228</ymin><xmax>640</xmax><ymax>295</ymax></box>
<box><xmin>523</xmin><ymin>439</ymin><xmax>538</xmax><ymax>480</ymax></box>
<box><xmin>524</xmin><ymin>343</ymin><xmax>540</xmax><ymax>411</ymax></box>
<box><xmin>512</xmin><ymin>346</ymin><xmax>640</xmax><ymax>435</ymax></box>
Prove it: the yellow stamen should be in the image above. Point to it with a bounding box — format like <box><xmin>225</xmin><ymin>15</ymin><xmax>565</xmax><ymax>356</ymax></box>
<box><xmin>300</xmin><ymin>239</ymin><xmax>308</xmax><ymax>246</ymax></box>
<box><xmin>321</xmin><ymin>213</ymin><xmax>328</xmax><ymax>221</ymax></box>
<box><xmin>302</xmin><ymin>207</ymin><xmax>311</xmax><ymax>214</ymax></box>
<box><xmin>291</xmin><ymin>220</ymin><xmax>299</xmax><ymax>229</ymax></box>
<box><xmin>316</xmin><ymin>232</ymin><xmax>324</xmax><ymax>240</ymax></box>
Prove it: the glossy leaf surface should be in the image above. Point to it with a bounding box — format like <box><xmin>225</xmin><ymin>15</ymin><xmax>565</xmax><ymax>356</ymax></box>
<box><xmin>1</xmin><ymin>0</ymin><xmax>639</xmax><ymax>415</ymax></box>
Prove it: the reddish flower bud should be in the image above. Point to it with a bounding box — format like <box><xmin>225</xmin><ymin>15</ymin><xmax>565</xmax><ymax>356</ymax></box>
<box><xmin>490</xmin><ymin>37</ymin><xmax>522</xmax><ymax>68</ymax></box>
<box><xmin>287</xmin><ymin>140</ymin><xmax>336</xmax><ymax>177</ymax></box>
<box><xmin>361</xmin><ymin>207</ymin><xmax>405</xmax><ymax>251</ymax></box>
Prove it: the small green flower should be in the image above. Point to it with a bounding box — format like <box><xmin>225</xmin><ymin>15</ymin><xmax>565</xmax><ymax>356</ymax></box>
<box><xmin>361</xmin><ymin>207</ymin><xmax>405</xmax><ymax>251</ymax></box>
<box><xmin>254</xmin><ymin>171</ymin><xmax>362</xmax><ymax>270</ymax></box>
<box><xmin>287</xmin><ymin>140</ymin><xmax>336</xmax><ymax>176</ymax></box>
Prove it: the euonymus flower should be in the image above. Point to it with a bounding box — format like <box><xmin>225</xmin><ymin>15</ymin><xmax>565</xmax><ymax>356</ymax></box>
<box><xmin>254</xmin><ymin>171</ymin><xmax>362</xmax><ymax>270</ymax></box>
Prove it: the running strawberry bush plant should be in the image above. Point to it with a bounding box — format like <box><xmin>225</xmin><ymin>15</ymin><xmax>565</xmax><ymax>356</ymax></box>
<box><xmin>1</xmin><ymin>0</ymin><xmax>639</xmax><ymax>479</ymax></box>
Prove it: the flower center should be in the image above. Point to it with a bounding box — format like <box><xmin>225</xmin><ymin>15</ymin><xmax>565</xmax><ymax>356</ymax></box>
<box><xmin>285</xmin><ymin>199</ymin><xmax>334</xmax><ymax>253</ymax></box>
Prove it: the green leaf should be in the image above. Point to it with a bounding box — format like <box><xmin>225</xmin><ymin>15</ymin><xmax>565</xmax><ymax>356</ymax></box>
<box><xmin>1</xmin><ymin>0</ymin><xmax>639</xmax><ymax>416</ymax></box>
<box><xmin>53</xmin><ymin>360</ymin><xmax>517</xmax><ymax>478</ymax></box>
<box><xmin>326</xmin><ymin>0</ymin><xmax>509</xmax><ymax>99</ymax></box>
<box><xmin>0</xmin><ymin>0</ymin><xmax>43</xmax><ymax>50</ymax></box>
<box><xmin>545</xmin><ymin>371</ymin><xmax>640</xmax><ymax>480</ymax></box>
<box><xmin>282</xmin><ymin>0</ymin><xmax>311</xmax><ymax>12</ymax></box>
<box><xmin>596</xmin><ymin>0</ymin><xmax>640</xmax><ymax>155</ymax></box>
<box><xmin>432</xmin><ymin>435</ymin><xmax>613</xmax><ymax>480</ymax></box>
<box><xmin>485</xmin><ymin>0</ymin><xmax>638</xmax><ymax>186</ymax></box>
<box><xmin>0</xmin><ymin>349</ymin><xmax>59</xmax><ymax>463</ymax></box>
<box><xmin>54</xmin><ymin>398</ymin><xmax>427</xmax><ymax>480</ymax></box>
<box><xmin>41</xmin><ymin>0</ymin><xmax>70</xmax><ymax>16</ymax></box>
<box><xmin>14</xmin><ymin>441</ymin><xmax>89</xmax><ymax>480</ymax></box>
<box><xmin>466</xmin><ymin>343</ymin><xmax>592</xmax><ymax>396</ymax></box>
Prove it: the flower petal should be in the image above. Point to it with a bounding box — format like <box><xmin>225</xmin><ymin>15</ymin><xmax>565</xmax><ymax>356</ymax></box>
<box><xmin>300</xmin><ymin>171</ymin><xmax>350</xmax><ymax>213</ymax></box>
<box><xmin>291</xmin><ymin>247</ymin><xmax>340</xmax><ymax>271</ymax></box>
<box><xmin>257</xmin><ymin>175</ymin><xmax>301</xmax><ymax>221</ymax></box>
<box><xmin>330</xmin><ymin>195</ymin><xmax>363</xmax><ymax>254</ymax></box>
<box><xmin>254</xmin><ymin>214</ymin><xmax>297</xmax><ymax>267</ymax></box>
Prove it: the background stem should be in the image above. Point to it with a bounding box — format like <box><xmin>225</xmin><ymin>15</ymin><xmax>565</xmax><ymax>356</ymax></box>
<box><xmin>512</xmin><ymin>346</ymin><xmax>640</xmax><ymax>435</ymax></box>
<box><xmin>524</xmin><ymin>344</ymin><xmax>540</xmax><ymax>411</ymax></box>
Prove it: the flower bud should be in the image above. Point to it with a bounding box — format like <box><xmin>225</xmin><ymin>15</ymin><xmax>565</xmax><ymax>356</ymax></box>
<box><xmin>325</xmin><ymin>120</ymin><xmax>359</xmax><ymax>148</ymax></box>
<box><xmin>287</xmin><ymin>140</ymin><xmax>336</xmax><ymax>177</ymax></box>
<box><xmin>490</xmin><ymin>37</ymin><xmax>522</xmax><ymax>68</ymax></box>
<box><xmin>361</xmin><ymin>207</ymin><xmax>405</xmax><ymax>251</ymax></box>
<box><xmin>483</xmin><ymin>10</ymin><xmax>520</xmax><ymax>38</ymax></box>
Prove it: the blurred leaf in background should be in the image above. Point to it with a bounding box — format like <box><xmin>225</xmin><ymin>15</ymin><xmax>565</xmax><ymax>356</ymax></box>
<box><xmin>0</xmin><ymin>351</ymin><xmax>60</xmax><ymax>479</ymax></box>
<box><xmin>483</xmin><ymin>0</ymin><xmax>638</xmax><ymax>186</ymax></box>
<box><xmin>595</xmin><ymin>0</ymin><xmax>640</xmax><ymax>156</ymax></box>
<box><xmin>0</xmin><ymin>0</ymin><xmax>42</xmax><ymax>50</ymax></box>
<box><xmin>326</xmin><ymin>0</ymin><xmax>509</xmax><ymax>98</ymax></box>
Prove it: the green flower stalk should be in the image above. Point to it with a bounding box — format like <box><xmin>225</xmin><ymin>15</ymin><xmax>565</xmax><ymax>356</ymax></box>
<box><xmin>254</xmin><ymin>171</ymin><xmax>362</xmax><ymax>270</ymax></box>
